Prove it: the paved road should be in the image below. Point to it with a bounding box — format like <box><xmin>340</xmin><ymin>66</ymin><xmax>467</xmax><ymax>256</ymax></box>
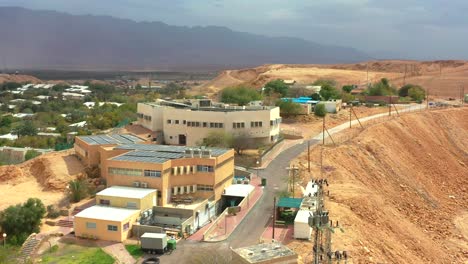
<box><xmin>158</xmin><ymin>104</ymin><xmax>423</xmax><ymax>263</ymax></box>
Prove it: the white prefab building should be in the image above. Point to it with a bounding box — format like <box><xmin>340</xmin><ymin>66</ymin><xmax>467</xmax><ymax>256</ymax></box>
<box><xmin>294</xmin><ymin>210</ymin><xmax>312</xmax><ymax>240</ymax></box>
<box><xmin>136</xmin><ymin>99</ymin><xmax>282</xmax><ymax>146</ymax></box>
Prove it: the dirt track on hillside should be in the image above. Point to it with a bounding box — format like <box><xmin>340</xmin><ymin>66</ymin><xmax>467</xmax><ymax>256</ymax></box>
<box><xmin>289</xmin><ymin>108</ymin><xmax>468</xmax><ymax>263</ymax></box>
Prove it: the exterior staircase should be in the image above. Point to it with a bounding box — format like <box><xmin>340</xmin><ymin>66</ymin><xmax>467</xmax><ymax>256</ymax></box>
<box><xmin>56</xmin><ymin>219</ymin><xmax>74</xmax><ymax>228</ymax></box>
<box><xmin>17</xmin><ymin>234</ymin><xmax>41</xmax><ymax>264</ymax></box>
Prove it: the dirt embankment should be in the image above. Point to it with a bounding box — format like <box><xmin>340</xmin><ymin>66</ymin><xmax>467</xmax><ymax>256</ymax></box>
<box><xmin>289</xmin><ymin>108</ymin><xmax>468</xmax><ymax>263</ymax></box>
<box><xmin>0</xmin><ymin>150</ymin><xmax>86</xmax><ymax>210</ymax></box>
<box><xmin>0</xmin><ymin>73</ymin><xmax>41</xmax><ymax>83</ymax></box>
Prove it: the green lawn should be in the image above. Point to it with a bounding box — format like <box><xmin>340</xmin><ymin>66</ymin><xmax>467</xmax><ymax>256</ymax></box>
<box><xmin>125</xmin><ymin>244</ymin><xmax>144</xmax><ymax>259</ymax></box>
<box><xmin>41</xmin><ymin>244</ymin><xmax>114</xmax><ymax>264</ymax></box>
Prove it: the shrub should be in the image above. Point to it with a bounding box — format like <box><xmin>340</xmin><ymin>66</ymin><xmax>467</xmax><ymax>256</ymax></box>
<box><xmin>24</xmin><ymin>150</ymin><xmax>41</xmax><ymax>161</ymax></box>
<box><xmin>264</xmin><ymin>79</ymin><xmax>289</xmax><ymax>97</ymax></box>
<box><xmin>314</xmin><ymin>104</ymin><xmax>327</xmax><ymax>117</ymax></box>
<box><xmin>277</xmin><ymin>100</ymin><xmax>303</xmax><ymax>116</ymax></box>
<box><xmin>46</xmin><ymin>205</ymin><xmax>61</xmax><ymax>219</ymax></box>
<box><xmin>220</xmin><ymin>86</ymin><xmax>262</xmax><ymax>106</ymax></box>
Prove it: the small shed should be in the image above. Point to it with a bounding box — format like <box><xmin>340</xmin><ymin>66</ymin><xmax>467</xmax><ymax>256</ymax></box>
<box><xmin>294</xmin><ymin>210</ymin><xmax>312</xmax><ymax>240</ymax></box>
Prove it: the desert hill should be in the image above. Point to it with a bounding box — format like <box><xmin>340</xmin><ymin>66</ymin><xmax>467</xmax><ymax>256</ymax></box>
<box><xmin>0</xmin><ymin>73</ymin><xmax>41</xmax><ymax>84</ymax></box>
<box><xmin>290</xmin><ymin>108</ymin><xmax>468</xmax><ymax>263</ymax></box>
<box><xmin>0</xmin><ymin>150</ymin><xmax>85</xmax><ymax>210</ymax></box>
<box><xmin>200</xmin><ymin>60</ymin><xmax>468</xmax><ymax>98</ymax></box>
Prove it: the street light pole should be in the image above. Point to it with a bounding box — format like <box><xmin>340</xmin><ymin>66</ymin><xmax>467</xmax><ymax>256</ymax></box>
<box><xmin>2</xmin><ymin>233</ymin><xmax>6</xmax><ymax>248</ymax></box>
<box><xmin>256</xmin><ymin>160</ymin><xmax>260</xmax><ymax>180</ymax></box>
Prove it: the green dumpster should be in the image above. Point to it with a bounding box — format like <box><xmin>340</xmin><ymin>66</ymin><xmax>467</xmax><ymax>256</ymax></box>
<box><xmin>261</xmin><ymin>178</ymin><xmax>267</xmax><ymax>186</ymax></box>
<box><xmin>167</xmin><ymin>239</ymin><xmax>176</xmax><ymax>250</ymax></box>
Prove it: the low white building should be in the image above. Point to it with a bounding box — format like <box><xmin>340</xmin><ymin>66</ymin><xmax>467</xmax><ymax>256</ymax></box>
<box><xmin>294</xmin><ymin>210</ymin><xmax>312</xmax><ymax>240</ymax></box>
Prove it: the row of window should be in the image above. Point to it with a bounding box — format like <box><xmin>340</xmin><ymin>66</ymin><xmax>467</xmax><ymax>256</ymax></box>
<box><xmin>270</xmin><ymin>118</ymin><xmax>282</xmax><ymax>126</ymax></box>
<box><xmin>109</xmin><ymin>167</ymin><xmax>142</xmax><ymax>177</ymax></box>
<box><xmin>233</xmin><ymin>122</ymin><xmax>245</xmax><ymax>129</ymax></box>
<box><xmin>144</xmin><ymin>170</ymin><xmax>161</xmax><ymax>177</ymax></box>
<box><xmin>99</xmin><ymin>199</ymin><xmax>138</xmax><ymax>209</ymax></box>
<box><xmin>137</xmin><ymin>113</ymin><xmax>152</xmax><ymax>121</ymax></box>
<box><xmin>110</xmin><ymin>166</ymin><xmax>213</xmax><ymax>177</ymax></box>
<box><xmin>196</xmin><ymin>165</ymin><xmax>214</xmax><ymax>172</ymax></box>
<box><xmin>251</xmin><ymin>121</ymin><xmax>263</xmax><ymax>127</ymax></box>
<box><xmin>198</xmin><ymin>184</ymin><xmax>214</xmax><ymax>191</ymax></box>
<box><xmin>85</xmin><ymin>222</ymin><xmax>129</xmax><ymax>232</ymax></box>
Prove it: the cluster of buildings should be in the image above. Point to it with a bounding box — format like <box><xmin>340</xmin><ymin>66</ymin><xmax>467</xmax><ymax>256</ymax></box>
<box><xmin>281</xmin><ymin>97</ymin><xmax>342</xmax><ymax>114</ymax></box>
<box><xmin>73</xmin><ymin>133</ymin><xmax>238</xmax><ymax>241</ymax></box>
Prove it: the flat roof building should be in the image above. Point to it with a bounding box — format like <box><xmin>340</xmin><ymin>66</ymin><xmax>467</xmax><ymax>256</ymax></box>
<box><xmin>136</xmin><ymin>99</ymin><xmax>281</xmax><ymax>146</ymax></box>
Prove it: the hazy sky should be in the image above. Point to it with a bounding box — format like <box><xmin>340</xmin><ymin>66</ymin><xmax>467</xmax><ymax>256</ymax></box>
<box><xmin>1</xmin><ymin>0</ymin><xmax>468</xmax><ymax>60</ymax></box>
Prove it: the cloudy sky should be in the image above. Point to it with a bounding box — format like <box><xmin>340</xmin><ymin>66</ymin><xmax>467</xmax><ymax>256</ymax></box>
<box><xmin>1</xmin><ymin>0</ymin><xmax>467</xmax><ymax>60</ymax></box>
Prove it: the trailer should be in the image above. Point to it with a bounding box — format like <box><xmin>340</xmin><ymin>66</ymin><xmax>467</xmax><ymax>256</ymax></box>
<box><xmin>141</xmin><ymin>233</ymin><xmax>167</xmax><ymax>254</ymax></box>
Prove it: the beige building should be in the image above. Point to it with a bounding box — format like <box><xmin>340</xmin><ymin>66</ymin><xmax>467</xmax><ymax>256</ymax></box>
<box><xmin>136</xmin><ymin>99</ymin><xmax>282</xmax><ymax>146</ymax></box>
<box><xmin>74</xmin><ymin>186</ymin><xmax>157</xmax><ymax>242</ymax></box>
<box><xmin>74</xmin><ymin>134</ymin><xmax>235</xmax><ymax>207</ymax></box>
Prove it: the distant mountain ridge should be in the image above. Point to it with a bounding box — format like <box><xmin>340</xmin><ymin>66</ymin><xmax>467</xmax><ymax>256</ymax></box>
<box><xmin>0</xmin><ymin>7</ymin><xmax>371</xmax><ymax>70</ymax></box>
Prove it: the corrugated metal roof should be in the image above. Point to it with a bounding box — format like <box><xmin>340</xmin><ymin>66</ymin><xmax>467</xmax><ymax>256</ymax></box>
<box><xmin>79</xmin><ymin>134</ymin><xmax>143</xmax><ymax>145</ymax></box>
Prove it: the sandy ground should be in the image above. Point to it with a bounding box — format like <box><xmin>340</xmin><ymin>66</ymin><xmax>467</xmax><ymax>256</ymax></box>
<box><xmin>0</xmin><ymin>150</ymin><xmax>85</xmax><ymax>210</ymax></box>
<box><xmin>288</xmin><ymin>108</ymin><xmax>468</xmax><ymax>263</ymax></box>
<box><xmin>198</xmin><ymin>60</ymin><xmax>468</xmax><ymax>99</ymax></box>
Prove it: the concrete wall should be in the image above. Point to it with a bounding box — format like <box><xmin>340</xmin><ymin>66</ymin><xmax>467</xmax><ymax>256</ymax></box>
<box><xmin>132</xmin><ymin>224</ymin><xmax>164</xmax><ymax>238</ymax></box>
<box><xmin>74</xmin><ymin>211</ymin><xmax>140</xmax><ymax>242</ymax></box>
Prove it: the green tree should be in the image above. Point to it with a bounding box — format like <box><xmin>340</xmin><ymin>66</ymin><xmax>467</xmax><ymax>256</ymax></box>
<box><xmin>264</xmin><ymin>79</ymin><xmax>289</xmax><ymax>97</ymax></box>
<box><xmin>0</xmin><ymin>82</ymin><xmax>21</xmax><ymax>91</ymax></box>
<box><xmin>24</xmin><ymin>150</ymin><xmax>41</xmax><ymax>161</ymax></box>
<box><xmin>68</xmin><ymin>179</ymin><xmax>89</xmax><ymax>203</ymax></box>
<box><xmin>200</xmin><ymin>131</ymin><xmax>233</xmax><ymax>148</ymax></box>
<box><xmin>342</xmin><ymin>85</ymin><xmax>355</xmax><ymax>93</ymax></box>
<box><xmin>319</xmin><ymin>84</ymin><xmax>341</xmax><ymax>100</ymax></box>
<box><xmin>341</xmin><ymin>92</ymin><xmax>355</xmax><ymax>103</ymax></box>
<box><xmin>314</xmin><ymin>104</ymin><xmax>327</xmax><ymax>117</ymax></box>
<box><xmin>220</xmin><ymin>86</ymin><xmax>262</xmax><ymax>106</ymax></box>
<box><xmin>13</xmin><ymin>121</ymin><xmax>38</xmax><ymax>137</ymax></box>
<box><xmin>231</xmin><ymin>133</ymin><xmax>250</xmax><ymax>155</ymax></box>
<box><xmin>408</xmin><ymin>87</ymin><xmax>426</xmax><ymax>102</ymax></box>
<box><xmin>0</xmin><ymin>198</ymin><xmax>46</xmax><ymax>245</ymax></box>
<box><xmin>399</xmin><ymin>84</ymin><xmax>424</xmax><ymax>97</ymax></box>
<box><xmin>277</xmin><ymin>100</ymin><xmax>303</xmax><ymax>116</ymax></box>
<box><xmin>310</xmin><ymin>93</ymin><xmax>321</xmax><ymax>101</ymax></box>
<box><xmin>313</xmin><ymin>79</ymin><xmax>337</xmax><ymax>88</ymax></box>
<box><xmin>368</xmin><ymin>78</ymin><xmax>397</xmax><ymax>96</ymax></box>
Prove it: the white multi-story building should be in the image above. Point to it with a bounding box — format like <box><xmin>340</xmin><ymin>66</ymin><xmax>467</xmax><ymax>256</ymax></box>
<box><xmin>136</xmin><ymin>99</ymin><xmax>281</xmax><ymax>146</ymax></box>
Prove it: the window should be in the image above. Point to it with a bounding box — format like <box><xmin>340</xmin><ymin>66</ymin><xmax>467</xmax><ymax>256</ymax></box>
<box><xmin>251</xmin><ymin>121</ymin><xmax>263</xmax><ymax>128</ymax></box>
<box><xmin>123</xmin><ymin>222</ymin><xmax>130</xmax><ymax>231</ymax></box>
<box><xmin>144</xmin><ymin>170</ymin><xmax>161</xmax><ymax>177</ymax></box>
<box><xmin>197</xmin><ymin>184</ymin><xmax>214</xmax><ymax>191</ymax></box>
<box><xmin>196</xmin><ymin>122</ymin><xmax>201</xmax><ymax>127</ymax></box>
<box><xmin>108</xmin><ymin>167</ymin><xmax>142</xmax><ymax>177</ymax></box>
<box><xmin>100</xmin><ymin>199</ymin><xmax>110</xmax><ymax>206</ymax></box>
<box><xmin>157</xmin><ymin>190</ymin><xmax>162</xmax><ymax>198</ymax></box>
<box><xmin>203</xmin><ymin>122</ymin><xmax>207</xmax><ymax>127</ymax></box>
<box><xmin>127</xmin><ymin>202</ymin><xmax>137</xmax><ymax>209</ymax></box>
<box><xmin>86</xmin><ymin>222</ymin><xmax>96</xmax><ymax>229</ymax></box>
<box><xmin>233</xmin><ymin>122</ymin><xmax>245</xmax><ymax>129</ymax></box>
<box><xmin>107</xmin><ymin>225</ymin><xmax>118</xmax><ymax>232</ymax></box>
<box><xmin>197</xmin><ymin>165</ymin><xmax>214</xmax><ymax>172</ymax></box>
<box><xmin>183</xmin><ymin>120</ymin><xmax>186</xmax><ymax>124</ymax></box>
<box><xmin>167</xmin><ymin>119</ymin><xmax>172</xmax><ymax>124</ymax></box>
<box><xmin>175</xmin><ymin>120</ymin><xmax>179</xmax><ymax>124</ymax></box>
<box><xmin>171</xmin><ymin>168</ymin><xmax>175</xmax><ymax>175</ymax></box>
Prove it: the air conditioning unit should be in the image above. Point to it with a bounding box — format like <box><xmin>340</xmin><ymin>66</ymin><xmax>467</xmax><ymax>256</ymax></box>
<box><xmin>193</xmin><ymin>149</ymin><xmax>201</xmax><ymax>157</ymax></box>
<box><xmin>202</xmin><ymin>150</ymin><xmax>211</xmax><ymax>158</ymax></box>
<box><xmin>184</xmin><ymin>148</ymin><xmax>193</xmax><ymax>158</ymax></box>
<box><xmin>140</xmin><ymin>182</ymin><xmax>148</xmax><ymax>188</ymax></box>
<box><xmin>133</xmin><ymin>181</ymin><xmax>140</xmax><ymax>188</ymax></box>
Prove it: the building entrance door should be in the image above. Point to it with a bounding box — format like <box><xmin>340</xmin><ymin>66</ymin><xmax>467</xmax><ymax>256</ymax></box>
<box><xmin>178</xmin><ymin>134</ymin><xmax>186</xmax><ymax>145</ymax></box>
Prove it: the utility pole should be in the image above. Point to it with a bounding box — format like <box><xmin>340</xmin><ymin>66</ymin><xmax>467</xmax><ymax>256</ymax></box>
<box><xmin>307</xmin><ymin>141</ymin><xmax>311</xmax><ymax>173</ymax></box>
<box><xmin>349</xmin><ymin>106</ymin><xmax>352</xmax><ymax>128</ymax></box>
<box><xmin>366</xmin><ymin>62</ymin><xmax>369</xmax><ymax>87</ymax></box>
<box><xmin>388</xmin><ymin>95</ymin><xmax>392</xmax><ymax>116</ymax></box>
<box><xmin>426</xmin><ymin>88</ymin><xmax>430</xmax><ymax>110</ymax></box>
<box><xmin>322</xmin><ymin>116</ymin><xmax>325</xmax><ymax>145</ymax></box>
<box><xmin>272</xmin><ymin>197</ymin><xmax>276</xmax><ymax>240</ymax></box>
<box><xmin>403</xmin><ymin>64</ymin><xmax>407</xmax><ymax>86</ymax></box>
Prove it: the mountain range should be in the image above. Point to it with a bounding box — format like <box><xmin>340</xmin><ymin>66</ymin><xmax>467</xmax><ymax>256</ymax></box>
<box><xmin>0</xmin><ymin>7</ymin><xmax>371</xmax><ymax>71</ymax></box>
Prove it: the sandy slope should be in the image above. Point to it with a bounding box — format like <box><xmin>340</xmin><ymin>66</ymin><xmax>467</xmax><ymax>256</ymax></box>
<box><xmin>0</xmin><ymin>150</ymin><xmax>85</xmax><ymax>210</ymax></box>
<box><xmin>289</xmin><ymin>108</ymin><xmax>468</xmax><ymax>263</ymax></box>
